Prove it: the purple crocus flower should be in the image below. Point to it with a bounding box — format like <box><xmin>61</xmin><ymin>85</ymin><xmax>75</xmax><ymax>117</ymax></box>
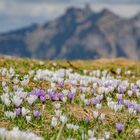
<box><xmin>116</xmin><ymin>123</ymin><xmax>124</xmax><ymax>133</ymax></box>
<box><xmin>68</xmin><ymin>92</ymin><xmax>74</xmax><ymax>102</ymax></box>
<box><xmin>133</xmin><ymin>104</ymin><xmax>140</xmax><ymax>113</ymax></box>
<box><xmin>57</xmin><ymin>93</ymin><xmax>64</xmax><ymax>101</ymax></box>
<box><xmin>118</xmin><ymin>98</ymin><xmax>124</xmax><ymax>105</ymax></box>
<box><xmin>90</xmin><ymin>89</ymin><xmax>96</xmax><ymax>94</ymax></box>
<box><xmin>104</xmin><ymin>82</ymin><xmax>111</xmax><ymax>87</ymax></box>
<box><xmin>15</xmin><ymin>108</ymin><xmax>21</xmax><ymax>116</ymax></box>
<box><xmin>80</xmin><ymin>85</ymin><xmax>85</xmax><ymax>91</ymax></box>
<box><xmin>118</xmin><ymin>86</ymin><xmax>126</xmax><ymax>94</ymax></box>
<box><xmin>30</xmin><ymin>89</ymin><xmax>46</xmax><ymax>98</ymax></box>
<box><xmin>96</xmin><ymin>95</ymin><xmax>103</xmax><ymax>102</ymax></box>
<box><xmin>131</xmin><ymin>85</ymin><xmax>138</xmax><ymax>94</ymax></box>
<box><xmin>117</xmin><ymin>94</ymin><xmax>122</xmax><ymax>101</ymax></box>
<box><xmin>71</xmin><ymin>83</ymin><xmax>77</xmax><ymax>88</ymax></box>
<box><xmin>49</xmin><ymin>92</ymin><xmax>55</xmax><ymax>101</ymax></box>
<box><xmin>131</xmin><ymin>85</ymin><xmax>138</xmax><ymax>90</ymax></box>
<box><xmin>33</xmin><ymin>110</ymin><xmax>40</xmax><ymax>118</ymax></box>
<box><xmin>85</xmin><ymin>116</ymin><xmax>89</xmax><ymax>124</ymax></box>
<box><xmin>92</xmin><ymin>98</ymin><xmax>99</xmax><ymax>106</ymax></box>
<box><xmin>58</xmin><ymin>82</ymin><xmax>64</xmax><ymax>88</ymax></box>
<box><xmin>40</xmin><ymin>95</ymin><xmax>46</xmax><ymax>103</ymax></box>
<box><xmin>37</xmin><ymin>89</ymin><xmax>46</xmax><ymax>97</ymax></box>
<box><xmin>125</xmin><ymin>101</ymin><xmax>133</xmax><ymax>108</ymax></box>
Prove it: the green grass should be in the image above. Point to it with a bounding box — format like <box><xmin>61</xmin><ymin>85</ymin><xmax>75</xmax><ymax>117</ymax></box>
<box><xmin>0</xmin><ymin>56</ymin><xmax>140</xmax><ymax>139</ymax></box>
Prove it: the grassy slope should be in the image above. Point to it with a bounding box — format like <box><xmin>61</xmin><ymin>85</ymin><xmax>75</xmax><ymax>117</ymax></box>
<box><xmin>0</xmin><ymin>56</ymin><xmax>140</xmax><ymax>139</ymax></box>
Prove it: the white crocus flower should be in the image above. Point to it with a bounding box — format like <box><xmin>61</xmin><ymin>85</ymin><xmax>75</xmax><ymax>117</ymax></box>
<box><xmin>60</xmin><ymin>115</ymin><xmax>67</xmax><ymax>124</ymax></box>
<box><xmin>55</xmin><ymin>110</ymin><xmax>62</xmax><ymax>117</ymax></box>
<box><xmin>51</xmin><ymin>117</ymin><xmax>57</xmax><ymax>127</ymax></box>
<box><xmin>0</xmin><ymin>127</ymin><xmax>7</xmax><ymax>140</ymax></box>
<box><xmin>71</xmin><ymin>87</ymin><xmax>76</xmax><ymax>93</ymax></box>
<box><xmin>128</xmin><ymin>90</ymin><xmax>133</xmax><ymax>97</ymax></box>
<box><xmin>21</xmin><ymin>78</ymin><xmax>29</xmax><ymax>86</ymax></box>
<box><xmin>138</xmin><ymin>118</ymin><xmax>140</xmax><ymax>124</ymax></box>
<box><xmin>80</xmin><ymin>94</ymin><xmax>85</xmax><ymax>101</ymax></box>
<box><xmin>93</xmin><ymin>111</ymin><xmax>99</xmax><ymax>119</ymax></box>
<box><xmin>26</xmin><ymin>116</ymin><xmax>31</xmax><ymax>123</ymax></box>
<box><xmin>73</xmin><ymin>125</ymin><xmax>79</xmax><ymax>131</ymax></box>
<box><xmin>128</xmin><ymin>108</ymin><xmax>134</xmax><ymax>114</ymax></box>
<box><xmin>66</xmin><ymin>123</ymin><xmax>79</xmax><ymax>131</ymax></box>
<box><xmin>98</xmin><ymin>87</ymin><xmax>105</xmax><ymax>94</ymax></box>
<box><xmin>2</xmin><ymin>81</ymin><xmax>6</xmax><ymax>87</ymax></box>
<box><xmin>104</xmin><ymin>131</ymin><xmax>110</xmax><ymax>139</ymax></box>
<box><xmin>88</xmin><ymin>138</ymin><xmax>97</xmax><ymax>140</ymax></box>
<box><xmin>1</xmin><ymin>94</ymin><xmax>11</xmax><ymax>107</ymax></box>
<box><xmin>17</xmin><ymin>92</ymin><xmax>27</xmax><ymax>99</ymax></box>
<box><xmin>98</xmin><ymin>138</ymin><xmax>105</xmax><ymax>140</ymax></box>
<box><xmin>62</xmin><ymin>96</ymin><xmax>67</xmax><ymax>103</ymax></box>
<box><xmin>88</xmin><ymin>129</ymin><xmax>94</xmax><ymax>138</ymax></box>
<box><xmin>93</xmin><ymin>83</ymin><xmax>98</xmax><ymax>89</ymax></box>
<box><xmin>96</xmin><ymin>104</ymin><xmax>102</xmax><ymax>110</ymax></box>
<box><xmin>27</xmin><ymin>95</ymin><xmax>37</xmax><ymax>105</ymax></box>
<box><xmin>84</xmin><ymin>99</ymin><xmax>89</xmax><ymax>105</ymax></box>
<box><xmin>5</xmin><ymin>111</ymin><xmax>16</xmax><ymax>119</ymax></box>
<box><xmin>0</xmin><ymin>127</ymin><xmax>44</xmax><ymax>140</ymax></box>
<box><xmin>136</xmin><ymin>91</ymin><xmax>140</xmax><ymax>97</ymax></box>
<box><xmin>100</xmin><ymin>113</ymin><xmax>105</xmax><ymax>121</ymax></box>
<box><xmin>3</xmin><ymin>86</ymin><xmax>9</xmax><ymax>92</ymax></box>
<box><xmin>53</xmin><ymin>103</ymin><xmax>61</xmax><ymax>109</ymax></box>
<box><xmin>66</xmin><ymin>123</ymin><xmax>72</xmax><ymax>129</ymax></box>
<box><xmin>12</xmin><ymin>95</ymin><xmax>22</xmax><ymax>107</ymax></box>
<box><xmin>21</xmin><ymin>107</ymin><xmax>30</xmax><ymax>116</ymax></box>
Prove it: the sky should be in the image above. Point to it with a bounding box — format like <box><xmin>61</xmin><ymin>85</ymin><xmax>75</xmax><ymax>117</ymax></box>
<box><xmin>0</xmin><ymin>0</ymin><xmax>140</xmax><ymax>33</ymax></box>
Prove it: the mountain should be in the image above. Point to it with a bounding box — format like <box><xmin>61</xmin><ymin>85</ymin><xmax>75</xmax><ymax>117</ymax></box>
<box><xmin>0</xmin><ymin>5</ymin><xmax>140</xmax><ymax>60</ymax></box>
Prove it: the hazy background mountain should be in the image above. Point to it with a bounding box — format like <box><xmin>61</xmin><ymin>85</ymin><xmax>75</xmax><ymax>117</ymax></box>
<box><xmin>0</xmin><ymin>0</ymin><xmax>140</xmax><ymax>60</ymax></box>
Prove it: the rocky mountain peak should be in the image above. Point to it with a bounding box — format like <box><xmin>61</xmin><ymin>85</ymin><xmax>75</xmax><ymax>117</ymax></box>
<box><xmin>0</xmin><ymin>6</ymin><xmax>139</xmax><ymax>60</ymax></box>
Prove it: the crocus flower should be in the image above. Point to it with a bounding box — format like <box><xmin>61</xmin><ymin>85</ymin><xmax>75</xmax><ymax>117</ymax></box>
<box><xmin>93</xmin><ymin>111</ymin><xmax>99</xmax><ymax>119</ymax></box>
<box><xmin>92</xmin><ymin>98</ymin><xmax>99</xmax><ymax>106</ymax></box>
<box><xmin>116</xmin><ymin>94</ymin><xmax>122</xmax><ymax>101</ymax></box>
<box><xmin>40</xmin><ymin>95</ymin><xmax>46</xmax><ymax>103</ymax></box>
<box><xmin>133</xmin><ymin>104</ymin><xmax>140</xmax><ymax>113</ymax></box>
<box><xmin>49</xmin><ymin>92</ymin><xmax>55</xmax><ymax>101</ymax></box>
<box><xmin>30</xmin><ymin>89</ymin><xmax>46</xmax><ymax>98</ymax></box>
<box><xmin>85</xmin><ymin>116</ymin><xmax>89</xmax><ymax>124</ymax></box>
<box><xmin>33</xmin><ymin>110</ymin><xmax>40</xmax><ymax>118</ymax></box>
<box><xmin>12</xmin><ymin>96</ymin><xmax>22</xmax><ymax>107</ymax></box>
<box><xmin>68</xmin><ymin>92</ymin><xmax>74</xmax><ymax>103</ymax></box>
<box><xmin>21</xmin><ymin>107</ymin><xmax>30</xmax><ymax>116</ymax></box>
<box><xmin>100</xmin><ymin>113</ymin><xmax>105</xmax><ymax>121</ymax></box>
<box><xmin>58</xmin><ymin>82</ymin><xmax>64</xmax><ymax>88</ymax></box>
<box><xmin>116</xmin><ymin>123</ymin><xmax>124</xmax><ymax>133</ymax></box>
<box><xmin>27</xmin><ymin>95</ymin><xmax>37</xmax><ymax>105</ymax></box>
<box><xmin>131</xmin><ymin>85</ymin><xmax>137</xmax><ymax>93</ymax></box>
<box><xmin>26</xmin><ymin>116</ymin><xmax>31</xmax><ymax>123</ymax></box>
<box><xmin>60</xmin><ymin>115</ymin><xmax>67</xmax><ymax>124</ymax></box>
<box><xmin>51</xmin><ymin>117</ymin><xmax>57</xmax><ymax>127</ymax></box>
<box><xmin>5</xmin><ymin>111</ymin><xmax>16</xmax><ymax>119</ymax></box>
<box><xmin>15</xmin><ymin>108</ymin><xmax>21</xmax><ymax>116</ymax></box>
<box><xmin>57</xmin><ymin>93</ymin><xmax>64</xmax><ymax>101</ymax></box>
<box><xmin>118</xmin><ymin>86</ymin><xmax>126</xmax><ymax>94</ymax></box>
<box><xmin>88</xmin><ymin>129</ymin><xmax>95</xmax><ymax>138</ymax></box>
<box><xmin>37</xmin><ymin>89</ymin><xmax>46</xmax><ymax>97</ymax></box>
<box><xmin>1</xmin><ymin>94</ymin><xmax>11</xmax><ymax>107</ymax></box>
<box><xmin>104</xmin><ymin>131</ymin><xmax>110</xmax><ymax>139</ymax></box>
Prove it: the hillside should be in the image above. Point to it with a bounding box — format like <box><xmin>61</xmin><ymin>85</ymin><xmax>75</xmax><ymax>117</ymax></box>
<box><xmin>0</xmin><ymin>6</ymin><xmax>140</xmax><ymax>59</ymax></box>
<box><xmin>0</xmin><ymin>56</ymin><xmax>140</xmax><ymax>139</ymax></box>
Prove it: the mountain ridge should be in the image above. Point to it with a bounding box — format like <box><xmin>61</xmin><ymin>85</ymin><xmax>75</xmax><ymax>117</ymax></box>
<box><xmin>0</xmin><ymin>6</ymin><xmax>140</xmax><ymax>60</ymax></box>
